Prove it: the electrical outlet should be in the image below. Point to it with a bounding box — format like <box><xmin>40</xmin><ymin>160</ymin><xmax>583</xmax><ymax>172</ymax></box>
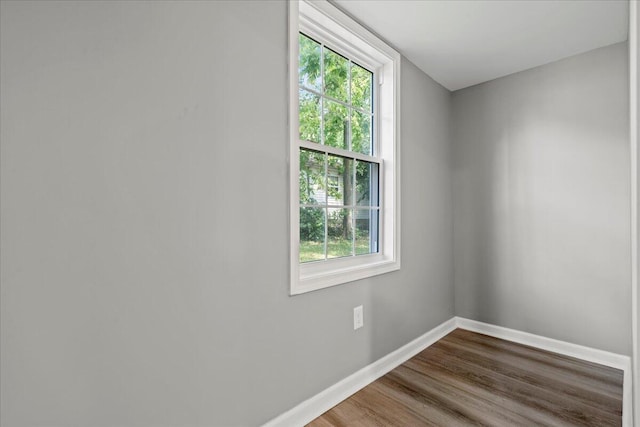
<box><xmin>353</xmin><ymin>305</ymin><xmax>364</xmax><ymax>330</ymax></box>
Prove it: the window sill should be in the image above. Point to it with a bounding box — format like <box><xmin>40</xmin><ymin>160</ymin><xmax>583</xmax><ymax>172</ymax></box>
<box><xmin>292</xmin><ymin>255</ymin><xmax>400</xmax><ymax>295</ymax></box>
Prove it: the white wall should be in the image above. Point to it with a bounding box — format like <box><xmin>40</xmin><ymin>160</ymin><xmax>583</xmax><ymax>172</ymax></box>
<box><xmin>0</xmin><ymin>1</ymin><xmax>454</xmax><ymax>426</ymax></box>
<box><xmin>452</xmin><ymin>42</ymin><xmax>631</xmax><ymax>355</ymax></box>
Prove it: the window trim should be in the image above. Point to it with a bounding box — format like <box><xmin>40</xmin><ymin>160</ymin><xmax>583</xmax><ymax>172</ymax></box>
<box><xmin>289</xmin><ymin>0</ymin><xmax>401</xmax><ymax>295</ymax></box>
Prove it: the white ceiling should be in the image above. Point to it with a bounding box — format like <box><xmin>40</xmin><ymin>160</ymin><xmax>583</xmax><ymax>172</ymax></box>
<box><xmin>333</xmin><ymin>0</ymin><xmax>629</xmax><ymax>91</ymax></box>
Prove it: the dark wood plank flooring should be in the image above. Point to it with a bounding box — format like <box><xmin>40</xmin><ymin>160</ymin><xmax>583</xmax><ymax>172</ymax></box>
<box><xmin>308</xmin><ymin>329</ymin><xmax>623</xmax><ymax>426</ymax></box>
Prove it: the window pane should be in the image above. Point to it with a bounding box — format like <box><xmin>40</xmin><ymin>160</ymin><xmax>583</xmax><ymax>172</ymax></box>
<box><xmin>324</xmin><ymin>100</ymin><xmax>348</xmax><ymax>149</ymax></box>
<box><xmin>299</xmin><ymin>33</ymin><xmax>321</xmax><ymax>91</ymax></box>
<box><xmin>300</xmin><ymin>207</ymin><xmax>325</xmax><ymax>263</ymax></box>
<box><xmin>299</xmin><ymin>89</ymin><xmax>321</xmax><ymax>143</ymax></box>
<box><xmin>327</xmin><ymin>155</ymin><xmax>353</xmax><ymax>206</ymax></box>
<box><xmin>355</xmin><ymin>209</ymin><xmax>379</xmax><ymax>255</ymax></box>
<box><xmin>356</xmin><ymin>160</ymin><xmax>378</xmax><ymax>206</ymax></box>
<box><xmin>327</xmin><ymin>208</ymin><xmax>353</xmax><ymax>259</ymax></box>
<box><xmin>300</xmin><ymin>149</ymin><xmax>326</xmax><ymax>205</ymax></box>
<box><xmin>351</xmin><ymin>110</ymin><xmax>372</xmax><ymax>155</ymax></box>
<box><xmin>324</xmin><ymin>47</ymin><xmax>349</xmax><ymax>102</ymax></box>
<box><xmin>351</xmin><ymin>63</ymin><xmax>372</xmax><ymax>111</ymax></box>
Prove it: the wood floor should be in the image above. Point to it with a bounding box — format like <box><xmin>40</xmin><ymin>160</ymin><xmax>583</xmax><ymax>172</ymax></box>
<box><xmin>308</xmin><ymin>329</ymin><xmax>623</xmax><ymax>426</ymax></box>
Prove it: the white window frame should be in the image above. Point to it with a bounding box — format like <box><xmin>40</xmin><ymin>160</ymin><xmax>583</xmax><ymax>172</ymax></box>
<box><xmin>289</xmin><ymin>0</ymin><xmax>401</xmax><ymax>295</ymax></box>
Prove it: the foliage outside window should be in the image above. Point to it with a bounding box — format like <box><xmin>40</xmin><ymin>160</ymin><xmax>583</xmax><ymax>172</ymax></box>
<box><xmin>298</xmin><ymin>33</ymin><xmax>380</xmax><ymax>263</ymax></box>
<box><xmin>290</xmin><ymin>0</ymin><xmax>400</xmax><ymax>294</ymax></box>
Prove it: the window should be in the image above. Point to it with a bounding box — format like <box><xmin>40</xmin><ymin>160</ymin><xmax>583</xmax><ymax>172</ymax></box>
<box><xmin>290</xmin><ymin>0</ymin><xmax>400</xmax><ymax>294</ymax></box>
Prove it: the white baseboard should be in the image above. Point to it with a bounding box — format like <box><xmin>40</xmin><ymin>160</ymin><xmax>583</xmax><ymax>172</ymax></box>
<box><xmin>262</xmin><ymin>317</ymin><xmax>457</xmax><ymax>427</ymax></box>
<box><xmin>263</xmin><ymin>316</ymin><xmax>633</xmax><ymax>427</ymax></box>
<box><xmin>455</xmin><ymin>317</ymin><xmax>633</xmax><ymax>427</ymax></box>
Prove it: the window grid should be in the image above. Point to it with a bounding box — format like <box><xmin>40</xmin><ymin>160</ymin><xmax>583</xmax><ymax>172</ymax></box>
<box><xmin>300</xmin><ymin>87</ymin><xmax>372</xmax><ymax>118</ymax></box>
<box><xmin>298</xmin><ymin>32</ymin><xmax>379</xmax><ymax>263</ymax></box>
<box><xmin>298</xmin><ymin>149</ymin><xmax>380</xmax><ymax>262</ymax></box>
<box><xmin>299</xmin><ymin>33</ymin><xmax>374</xmax><ymax>155</ymax></box>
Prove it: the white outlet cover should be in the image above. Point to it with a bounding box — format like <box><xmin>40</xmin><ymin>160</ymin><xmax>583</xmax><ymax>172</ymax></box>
<box><xmin>353</xmin><ymin>305</ymin><xmax>364</xmax><ymax>330</ymax></box>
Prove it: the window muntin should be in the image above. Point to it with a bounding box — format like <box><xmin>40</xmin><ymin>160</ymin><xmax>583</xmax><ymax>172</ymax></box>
<box><xmin>298</xmin><ymin>148</ymin><xmax>380</xmax><ymax>263</ymax></box>
<box><xmin>298</xmin><ymin>32</ymin><xmax>379</xmax><ymax>264</ymax></box>
<box><xmin>298</xmin><ymin>34</ymin><xmax>373</xmax><ymax>153</ymax></box>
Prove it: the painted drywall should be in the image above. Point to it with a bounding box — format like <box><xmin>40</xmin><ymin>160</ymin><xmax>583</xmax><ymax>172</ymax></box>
<box><xmin>452</xmin><ymin>42</ymin><xmax>631</xmax><ymax>355</ymax></box>
<box><xmin>631</xmin><ymin>0</ymin><xmax>639</xmax><ymax>423</ymax></box>
<box><xmin>0</xmin><ymin>1</ymin><xmax>453</xmax><ymax>426</ymax></box>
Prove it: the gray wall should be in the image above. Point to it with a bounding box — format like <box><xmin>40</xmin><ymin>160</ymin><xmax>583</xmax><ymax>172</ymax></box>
<box><xmin>632</xmin><ymin>1</ymin><xmax>640</xmax><ymax>422</ymax></box>
<box><xmin>452</xmin><ymin>42</ymin><xmax>631</xmax><ymax>355</ymax></box>
<box><xmin>0</xmin><ymin>1</ymin><xmax>454</xmax><ymax>426</ymax></box>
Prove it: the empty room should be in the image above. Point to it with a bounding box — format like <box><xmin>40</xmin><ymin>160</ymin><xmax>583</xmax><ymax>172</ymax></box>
<box><xmin>1</xmin><ymin>0</ymin><xmax>639</xmax><ymax>426</ymax></box>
